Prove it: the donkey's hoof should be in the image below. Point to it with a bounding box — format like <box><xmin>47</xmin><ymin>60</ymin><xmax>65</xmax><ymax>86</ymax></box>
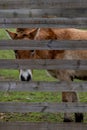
<box><xmin>63</xmin><ymin>118</ymin><xmax>73</xmax><ymax>122</ymax></box>
<box><xmin>75</xmin><ymin>113</ymin><xmax>83</xmax><ymax>122</ymax></box>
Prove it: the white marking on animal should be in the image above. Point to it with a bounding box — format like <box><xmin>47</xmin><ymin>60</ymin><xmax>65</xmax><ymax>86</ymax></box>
<box><xmin>19</xmin><ymin>69</ymin><xmax>32</xmax><ymax>81</ymax></box>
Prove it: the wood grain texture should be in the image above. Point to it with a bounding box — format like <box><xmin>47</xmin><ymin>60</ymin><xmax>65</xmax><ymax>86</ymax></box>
<box><xmin>0</xmin><ymin>0</ymin><xmax>87</xmax><ymax>9</ymax></box>
<box><xmin>0</xmin><ymin>40</ymin><xmax>87</xmax><ymax>50</ymax></box>
<box><xmin>0</xmin><ymin>59</ymin><xmax>86</xmax><ymax>70</ymax></box>
<box><xmin>0</xmin><ymin>17</ymin><xmax>87</xmax><ymax>28</ymax></box>
<box><xmin>0</xmin><ymin>81</ymin><xmax>87</xmax><ymax>92</ymax></box>
<box><xmin>0</xmin><ymin>122</ymin><xmax>87</xmax><ymax>130</ymax></box>
<box><xmin>0</xmin><ymin>102</ymin><xmax>87</xmax><ymax>113</ymax></box>
<box><xmin>0</xmin><ymin>8</ymin><xmax>87</xmax><ymax>18</ymax></box>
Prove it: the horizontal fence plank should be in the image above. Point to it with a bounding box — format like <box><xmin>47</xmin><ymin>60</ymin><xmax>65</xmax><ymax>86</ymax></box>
<box><xmin>0</xmin><ymin>18</ymin><xmax>87</xmax><ymax>28</ymax></box>
<box><xmin>0</xmin><ymin>0</ymin><xmax>87</xmax><ymax>9</ymax></box>
<box><xmin>1</xmin><ymin>40</ymin><xmax>87</xmax><ymax>50</ymax></box>
<box><xmin>1</xmin><ymin>8</ymin><xmax>87</xmax><ymax>18</ymax></box>
<box><xmin>0</xmin><ymin>102</ymin><xmax>87</xmax><ymax>113</ymax></box>
<box><xmin>0</xmin><ymin>59</ymin><xmax>87</xmax><ymax>70</ymax></box>
<box><xmin>0</xmin><ymin>81</ymin><xmax>87</xmax><ymax>92</ymax></box>
<box><xmin>0</xmin><ymin>122</ymin><xmax>87</xmax><ymax>130</ymax></box>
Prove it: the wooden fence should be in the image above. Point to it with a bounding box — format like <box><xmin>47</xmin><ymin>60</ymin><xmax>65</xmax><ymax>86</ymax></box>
<box><xmin>0</xmin><ymin>0</ymin><xmax>87</xmax><ymax>130</ymax></box>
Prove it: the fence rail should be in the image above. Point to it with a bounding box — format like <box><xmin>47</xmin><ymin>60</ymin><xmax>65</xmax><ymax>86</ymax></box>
<box><xmin>0</xmin><ymin>8</ymin><xmax>87</xmax><ymax>18</ymax></box>
<box><xmin>0</xmin><ymin>102</ymin><xmax>87</xmax><ymax>113</ymax></box>
<box><xmin>0</xmin><ymin>122</ymin><xmax>87</xmax><ymax>130</ymax></box>
<box><xmin>0</xmin><ymin>81</ymin><xmax>87</xmax><ymax>92</ymax></box>
<box><xmin>1</xmin><ymin>40</ymin><xmax>87</xmax><ymax>50</ymax></box>
<box><xmin>0</xmin><ymin>0</ymin><xmax>87</xmax><ymax>9</ymax></box>
<box><xmin>0</xmin><ymin>17</ymin><xmax>87</xmax><ymax>28</ymax></box>
<box><xmin>0</xmin><ymin>59</ymin><xmax>87</xmax><ymax>70</ymax></box>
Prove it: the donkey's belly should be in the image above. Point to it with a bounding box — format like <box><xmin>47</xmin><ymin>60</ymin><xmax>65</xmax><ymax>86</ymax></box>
<box><xmin>47</xmin><ymin>70</ymin><xmax>87</xmax><ymax>81</ymax></box>
<box><xmin>75</xmin><ymin>70</ymin><xmax>87</xmax><ymax>80</ymax></box>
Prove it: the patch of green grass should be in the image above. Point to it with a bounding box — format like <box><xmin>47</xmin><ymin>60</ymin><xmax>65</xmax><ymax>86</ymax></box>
<box><xmin>0</xmin><ymin>29</ymin><xmax>19</xmax><ymax>80</ymax></box>
<box><xmin>33</xmin><ymin>70</ymin><xmax>57</xmax><ymax>81</ymax></box>
<box><xmin>0</xmin><ymin>91</ymin><xmax>61</xmax><ymax>102</ymax></box>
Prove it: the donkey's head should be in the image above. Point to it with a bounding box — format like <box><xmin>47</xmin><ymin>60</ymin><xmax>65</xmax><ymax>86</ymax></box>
<box><xmin>6</xmin><ymin>28</ymin><xmax>40</xmax><ymax>81</ymax></box>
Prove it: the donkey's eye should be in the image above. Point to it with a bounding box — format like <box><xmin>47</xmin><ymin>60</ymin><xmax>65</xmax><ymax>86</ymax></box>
<box><xmin>14</xmin><ymin>50</ymin><xmax>18</xmax><ymax>58</ymax></box>
<box><xmin>30</xmin><ymin>50</ymin><xmax>35</xmax><ymax>55</ymax></box>
<box><xmin>30</xmin><ymin>50</ymin><xmax>34</xmax><ymax>53</ymax></box>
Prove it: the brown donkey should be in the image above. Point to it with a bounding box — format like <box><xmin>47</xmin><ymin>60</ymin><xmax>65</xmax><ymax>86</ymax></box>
<box><xmin>6</xmin><ymin>28</ymin><xmax>87</xmax><ymax>122</ymax></box>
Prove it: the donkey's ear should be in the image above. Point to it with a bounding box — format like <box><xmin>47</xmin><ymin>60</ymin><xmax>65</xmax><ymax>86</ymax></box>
<box><xmin>29</xmin><ymin>28</ymin><xmax>40</xmax><ymax>39</ymax></box>
<box><xmin>5</xmin><ymin>30</ymin><xmax>17</xmax><ymax>39</ymax></box>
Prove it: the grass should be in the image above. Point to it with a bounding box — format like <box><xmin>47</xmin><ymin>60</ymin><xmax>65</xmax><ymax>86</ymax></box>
<box><xmin>0</xmin><ymin>29</ymin><xmax>87</xmax><ymax>122</ymax></box>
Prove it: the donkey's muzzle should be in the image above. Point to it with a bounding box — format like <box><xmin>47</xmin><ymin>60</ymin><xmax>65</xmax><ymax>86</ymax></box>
<box><xmin>19</xmin><ymin>69</ymin><xmax>32</xmax><ymax>81</ymax></box>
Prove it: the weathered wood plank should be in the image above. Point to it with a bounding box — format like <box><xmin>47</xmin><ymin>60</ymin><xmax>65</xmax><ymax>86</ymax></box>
<box><xmin>0</xmin><ymin>18</ymin><xmax>87</xmax><ymax>28</ymax></box>
<box><xmin>0</xmin><ymin>59</ymin><xmax>87</xmax><ymax>70</ymax></box>
<box><xmin>0</xmin><ymin>81</ymin><xmax>87</xmax><ymax>92</ymax></box>
<box><xmin>0</xmin><ymin>122</ymin><xmax>87</xmax><ymax>130</ymax></box>
<box><xmin>0</xmin><ymin>0</ymin><xmax>87</xmax><ymax>9</ymax></box>
<box><xmin>0</xmin><ymin>8</ymin><xmax>87</xmax><ymax>18</ymax></box>
<box><xmin>0</xmin><ymin>102</ymin><xmax>87</xmax><ymax>113</ymax></box>
<box><xmin>1</xmin><ymin>40</ymin><xmax>87</xmax><ymax>50</ymax></box>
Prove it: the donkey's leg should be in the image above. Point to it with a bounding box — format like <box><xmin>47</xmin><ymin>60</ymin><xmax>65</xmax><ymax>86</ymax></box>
<box><xmin>72</xmin><ymin>92</ymin><xmax>83</xmax><ymax>122</ymax></box>
<box><xmin>62</xmin><ymin>92</ymin><xmax>83</xmax><ymax>122</ymax></box>
<box><xmin>57</xmin><ymin>70</ymin><xmax>83</xmax><ymax>122</ymax></box>
<box><xmin>62</xmin><ymin>92</ymin><xmax>74</xmax><ymax>122</ymax></box>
